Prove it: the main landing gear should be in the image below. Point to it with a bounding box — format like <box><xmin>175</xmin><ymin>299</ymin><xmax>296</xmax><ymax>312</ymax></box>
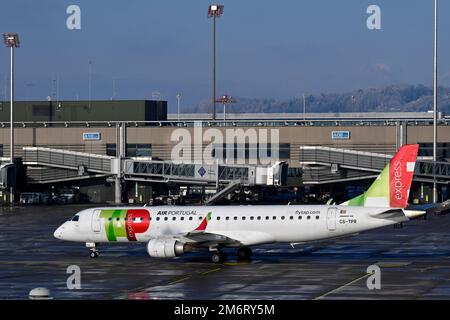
<box><xmin>86</xmin><ymin>242</ymin><xmax>99</xmax><ymax>258</ymax></box>
<box><xmin>211</xmin><ymin>251</ymin><xmax>226</xmax><ymax>264</ymax></box>
<box><xmin>210</xmin><ymin>244</ymin><xmax>227</xmax><ymax>264</ymax></box>
<box><xmin>237</xmin><ymin>246</ymin><xmax>252</xmax><ymax>261</ymax></box>
<box><xmin>394</xmin><ymin>222</ymin><xmax>403</xmax><ymax>229</ymax></box>
<box><xmin>210</xmin><ymin>246</ymin><xmax>253</xmax><ymax>263</ymax></box>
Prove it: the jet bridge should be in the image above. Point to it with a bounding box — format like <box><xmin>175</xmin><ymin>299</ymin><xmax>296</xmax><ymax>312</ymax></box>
<box><xmin>299</xmin><ymin>146</ymin><xmax>450</xmax><ymax>184</ymax></box>
<box><xmin>22</xmin><ymin>147</ymin><xmax>113</xmax><ymax>174</ymax></box>
<box><xmin>0</xmin><ymin>147</ymin><xmax>289</xmax><ymax>203</ymax></box>
<box><xmin>122</xmin><ymin>159</ymin><xmax>287</xmax><ymax>187</ymax></box>
<box><xmin>17</xmin><ymin>147</ymin><xmax>287</xmax><ymax>186</ymax></box>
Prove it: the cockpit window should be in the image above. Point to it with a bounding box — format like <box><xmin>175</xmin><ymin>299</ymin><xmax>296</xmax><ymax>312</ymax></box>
<box><xmin>71</xmin><ymin>215</ymin><xmax>80</xmax><ymax>222</ymax></box>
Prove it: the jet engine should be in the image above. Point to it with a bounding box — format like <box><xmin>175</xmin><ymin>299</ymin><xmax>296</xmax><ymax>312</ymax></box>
<box><xmin>147</xmin><ymin>238</ymin><xmax>187</xmax><ymax>258</ymax></box>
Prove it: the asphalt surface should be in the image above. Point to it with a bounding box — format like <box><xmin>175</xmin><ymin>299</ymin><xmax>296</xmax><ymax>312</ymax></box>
<box><xmin>1</xmin><ymin>204</ymin><xmax>450</xmax><ymax>300</ymax></box>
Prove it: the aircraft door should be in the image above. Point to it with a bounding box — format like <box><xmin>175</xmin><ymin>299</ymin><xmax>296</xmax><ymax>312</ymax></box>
<box><xmin>91</xmin><ymin>210</ymin><xmax>101</xmax><ymax>232</ymax></box>
<box><xmin>326</xmin><ymin>208</ymin><xmax>337</xmax><ymax>231</ymax></box>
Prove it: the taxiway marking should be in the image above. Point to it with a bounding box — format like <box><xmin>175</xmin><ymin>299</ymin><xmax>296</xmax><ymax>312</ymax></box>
<box><xmin>314</xmin><ymin>273</ymin><xmax>370</xmax><ymax>300</ymax></box>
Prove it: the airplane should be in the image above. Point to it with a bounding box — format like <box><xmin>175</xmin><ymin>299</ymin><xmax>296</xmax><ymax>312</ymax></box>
<box><xmin>54</xmin><ymin>144</ymin><xmax>425</xmax><ymax>263</ymax></box>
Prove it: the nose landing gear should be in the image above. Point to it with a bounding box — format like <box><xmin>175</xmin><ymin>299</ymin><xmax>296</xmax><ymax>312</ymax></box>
<box><xmin>86</xmin><ymin>242</ymin><xmax>99</xmax><ymax>258</ymax></box>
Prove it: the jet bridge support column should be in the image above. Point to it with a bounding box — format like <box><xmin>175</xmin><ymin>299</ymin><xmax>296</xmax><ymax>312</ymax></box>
<box><xmin>114</xmin><ymin>122</ymin><xmax>126</xmax><ymax>204</ymax></box>
<box><xmin>396</xmin><ymin>121</ymin><xmax>407</xmax><ymax>151</ymax></box>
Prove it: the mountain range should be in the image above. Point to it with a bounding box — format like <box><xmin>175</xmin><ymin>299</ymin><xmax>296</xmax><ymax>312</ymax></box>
<box><xmin>186</xmin><ymin>84</ymin><xmax>450</xmax><ymax>114</ymax></box>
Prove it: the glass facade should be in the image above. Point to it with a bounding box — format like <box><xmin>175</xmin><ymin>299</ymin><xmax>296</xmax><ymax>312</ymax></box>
<box><xmin>127</xmin><ymin>144</ymin><xmax>152</xmax><ymax>157</ymax></box>
<box><xmin>212</xmin><ymin>143</ymin><xmax>290</xmax><ymax>161</ymax></box>
<box><xmin>418</xmin><ymin>143</ymin><xmax>450</xmax><ymax>160</ymax></box>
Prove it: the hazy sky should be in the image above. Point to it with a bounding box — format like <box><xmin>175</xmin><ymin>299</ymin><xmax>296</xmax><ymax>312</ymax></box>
<box><xmin>1</xmin><ymin>0</ymin><xmax>450</xmax><ymax>111</ymax></box>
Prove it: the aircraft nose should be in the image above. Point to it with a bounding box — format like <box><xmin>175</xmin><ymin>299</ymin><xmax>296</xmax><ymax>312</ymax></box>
<box><xmin>53</xmin><ymin>225</ymin><xmax>64</xmax><ymax>239</ymax></box>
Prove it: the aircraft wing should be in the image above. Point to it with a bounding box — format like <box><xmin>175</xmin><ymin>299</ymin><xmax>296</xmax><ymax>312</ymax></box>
<box><xmin>176</xmin><ymin>212</ymin><xmax>240</xmax><ymax>245</ymax></box>
<box><xmin>180</xmin><ymin>230</ymin><xmax>241</xmax><ymax>246</ymax></box>
<box><xmin>172</xmin><ymin>212</ymin><xmax>274</xmax><ymax>247</ymax></box>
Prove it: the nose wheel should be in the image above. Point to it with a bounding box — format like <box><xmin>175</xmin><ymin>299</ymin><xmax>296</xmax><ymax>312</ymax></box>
<box><xmin>89</xmin><ymin>249</ymin><xmax>99</xmax><ymax>258</ymax></box>
<box><xmin>86</xmin><ymin>242</ymin><xmax>99</xmax><ymax>258</ymax></box>
<box><xmin>237</xmin><ymin>247</ymin><xmax>252</xmax><ymax>261</ymax></box>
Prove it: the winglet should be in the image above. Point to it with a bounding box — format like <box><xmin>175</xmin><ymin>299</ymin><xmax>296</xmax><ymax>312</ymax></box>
<box><xmin>195</xmin><ymin>212</ymin><xmax>212</xmax><ymax>231</ymax></box>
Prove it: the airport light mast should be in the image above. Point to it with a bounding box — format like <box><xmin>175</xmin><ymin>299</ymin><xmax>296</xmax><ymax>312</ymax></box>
<box><xmin>216</xmin><ymin>94</ymin><xmax>235</xmax><ymax>121</ymax></box>
<box><xmin>3</xmin><ymin>33</ymin><xmax>19</xmax><ymax>204</ymax></box>
<box><xmin>176</xmin><ymin>93</ymin><xmax>181</xmax><ymax>121</ymax></box>
<box><xmin>208</xmin><ymin>4</ymin><xmax>224</xmax><ymax>121</ymax></box>
<box><xmin>302</xmin><ymin>93</ymin><xmax>306</xmax><ymax>120</ymax></box>
<box><xmin>433</xmin><ymin>0</ymin><xmax>438</xmax><ymax>203</ymax></box>
<box><xmin>351</xmin><ymin>95</ymin><xmax>356</xmax><ymax>115</ymax></box>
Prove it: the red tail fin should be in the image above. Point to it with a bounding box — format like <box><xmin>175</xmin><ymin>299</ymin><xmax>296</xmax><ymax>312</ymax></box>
<box><xmin>389</xmin><ymin>144</ymin><xmax>419</xmax><ymax>208</ymax></box>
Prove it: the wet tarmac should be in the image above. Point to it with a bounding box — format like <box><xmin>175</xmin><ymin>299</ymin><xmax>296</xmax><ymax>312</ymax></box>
<box><xmin>1</xmin><ymin>204</ymin><xmax>450</xmax><ymax>299</ymax></box>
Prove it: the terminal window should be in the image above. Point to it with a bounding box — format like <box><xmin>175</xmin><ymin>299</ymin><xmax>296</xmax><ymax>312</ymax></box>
<box><xmin>212</xmin><ymin>143</ymin><xmax>290</xmax><ymax>161</ymax></box>
<box><xmin>108</xmin><ymin>144</ymin><xmax>153</xmax><ymax>157</ymax></box>
<box><xmin>106</xmin><ymin>144</ymin><xmax>116</xmax><ymax>156</ymax></box>
<box><xmin>127</xmin><ymin>144</ymin><xmax>152</xmax><ymax>157</ymax></box>
<box><xmin>288</xmin><ymin>168</ymin><xmax>302</xmax><ymax>178</ymax></box>
<box><xmin>0</xmin><ymin>145</ymin><xmax>3</xmax><ymax>157</ymax></box>
<box><xmin>419</xmin><ymin>143</ymin><xmax>450</xmax><ymax>160</ymax></box>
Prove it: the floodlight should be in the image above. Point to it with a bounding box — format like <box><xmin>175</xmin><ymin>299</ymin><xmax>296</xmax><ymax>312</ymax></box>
<box><xmin>3</xmin><ymin>33</ymin><xmax>20</xmax><ymax>48</ymax></box>
<box><xmin>208</xmin><ymin>4</ymin><xmax>224</xmax><ymax>17</ymax></box>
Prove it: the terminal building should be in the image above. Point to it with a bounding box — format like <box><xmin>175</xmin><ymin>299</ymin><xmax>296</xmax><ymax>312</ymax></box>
<box><xmin>0</xmin><ymin>100</ymin><xmax>449</xmax><ymax>204</ymax></box>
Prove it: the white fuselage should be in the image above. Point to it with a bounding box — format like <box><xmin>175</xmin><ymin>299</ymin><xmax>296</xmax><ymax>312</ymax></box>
<box><xmin>54</xmin><ymin>205</ymin><xmax>407</xmax><ymax>247</ymax></box>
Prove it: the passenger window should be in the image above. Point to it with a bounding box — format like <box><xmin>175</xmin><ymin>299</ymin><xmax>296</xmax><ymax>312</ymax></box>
<box><xmin>298</xmin><ymin>216</ymin><xmax>302</xmax><ymax>220</ymax></box>
<box><xmin>316</xmin><ymin>216</ymin><xmax>320</xmax><ymax>220</ymax></box>
<box><xmin>172</xmin><ymin>217</ymin><xmax>176</xmax><ymax>221</ymax></box>
<box><xmin>199</xmin><ymin>216</ymin><xmax>203</xmax><ymax>220</ymax></box>
<box><xmin>116</xmin><ymin>218</ymin><xmax>120</xmax><ymax>221</ymax></box>
<box><xmin>290</xmin><ymin>216</ymin><xmax>293</xmax><ymax>220</ymax></box>
<box><xmin>242</xmin><ymin>216</ymin><xmax>246</xmax><ymax>220</ymax></box>
<box><xmin>226</xmin><ymin>217</ymin><xmax>229</xmax><ymax>220</ymax></box>
<box><xmin>273</xmin><ymin>216</ymin><xmax>276</xmax><ymax>220</ymax></box>
<box><xmin>257</xmin><ymin>216</ymin><xmax>261</xmax><ymax>220</ymax></box>
<box><xmin>217</xmin><ymin>217</ymin><xmax>221</xmax><ymax>220</ymax></box>
<box><xmin>108</xmin><ymin>217</ymin><xmax>112</xmax><ymax>221</ymax></box>
<box><xmin>156</xmin><ymin>217</ymin><xmax>160</xmax><ymax>221</ymax></box>
<box><xmin>189</xmin><ymin>217</ymin><xmax>193</xmax><ymax>221</ymax></box>
<box><xmin>250</xmin><ymin>216</ymin><xmax>254</xmax><ymax>220</ymax></box>
<box><xmin>180</xmin><ymin>217</ymin><xmax>184</xmax><ymax>221</ymax></box>
<box><xmin>265</xmin><ymin>216</ymin><xmax>269</xmax><ymax>220</ymax></box>
<box><xmin>307</xmin><ymin>216</ymin><xmax>311</xmax><ymax>220</ymax></box>
<box><xmin>164</xmin><ymin>217</ymin><xmax>168</xmax><ymax>221</ymax></box>
<box><xmin>234</xmin><ymin>217</ymin><xmax>238</xmax><ymax>220</ymax></box>
<box><xmin>281</xmin><ymin>216</ymin><xmax>285</xmax><ymax>220</ymax></box>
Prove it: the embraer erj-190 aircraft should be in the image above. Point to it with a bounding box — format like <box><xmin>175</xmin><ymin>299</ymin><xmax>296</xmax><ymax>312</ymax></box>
<box><xmin>54</xmin><ymin>144</ymin><xmax>425</xmax><ymax>263</ymax></box>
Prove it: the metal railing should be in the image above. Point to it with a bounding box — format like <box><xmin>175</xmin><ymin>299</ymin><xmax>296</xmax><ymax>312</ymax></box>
<box><xmin>417</xmin><ymin>161</ymin><xmax>450</xmax><ymax>180</ymax></box>
<box><xmin>204</xmin><ymin>180</ymin><xmax>242</xmax><ymax>205</ymax></box>
<box><xmin>0</xmin><ymin>118</ymin><xmax>449</xmax><ymax>129</ymax></box>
